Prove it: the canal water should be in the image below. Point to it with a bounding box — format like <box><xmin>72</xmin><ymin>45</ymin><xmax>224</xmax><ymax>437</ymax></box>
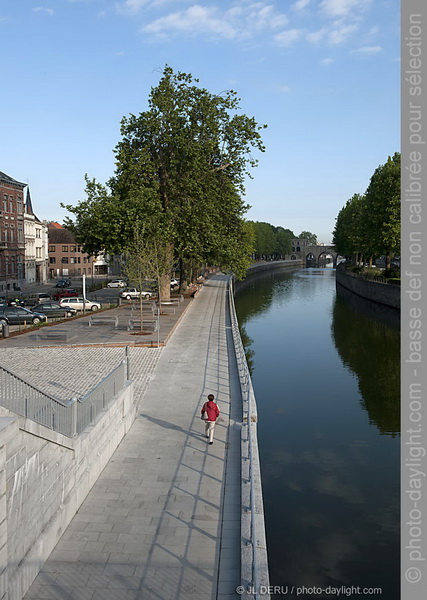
<box><xmin>235</xmin><ymin>268</ymin><xmax>400</xmax><ymax>600</ymax></box>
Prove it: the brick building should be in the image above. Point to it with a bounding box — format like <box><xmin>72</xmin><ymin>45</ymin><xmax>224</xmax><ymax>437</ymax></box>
<box><xmin>48</xmin><ymin>222</ymin><xmax>94</xmax><ymax>279</ymax></box>
<box><xmin>0</xmin><ymin>171</ymin><xmax>26</xmax><ymax>295</ymax></box>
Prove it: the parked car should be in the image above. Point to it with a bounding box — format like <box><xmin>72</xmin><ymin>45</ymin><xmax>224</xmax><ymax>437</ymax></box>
<box><xmin>119</xmin><ymin>287</ymin><xmax>153</xmax><ymax>301</ymax></box>
<box><xmin>35</xmin><ymin>302</ymin><xmax>77</xmax><ymax>319</ymax></box>
<box><xmin>0</xmin><ymin>306</ymin><xmax>48</xmax><ymax>325</ymax></box>
<box><xmin>170</xmin><ymin>278</ymin><xmax>179</xmax><ymax>290</ymax></box>
<box><xmin>53</xmin><ymin>289</ymin><xmax>79</xmax><ymax>302</ymax></box>
<box><xmin>55</xmin><ymin>279</ymin><xmax>72</xmax><ymax>288</ymax></box>
<box><xmin>107</xmin><ymin>279</ymin><xmax>127</xmax><ymax>288</ymax></box>
<box><xmin>24</xmin><ymin>292</ymin><xmax>52</xmax><ymax>306</ymax></box>
<box><xmin>59</xmin><ymin>297</ymin><xmax>101</xmax><ymax>311</ymax></box>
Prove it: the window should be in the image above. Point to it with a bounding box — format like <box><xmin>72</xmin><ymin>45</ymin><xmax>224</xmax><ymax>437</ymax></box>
<box><xmin>62</xmin><ymin>246</ymin><xmax>68</xmax><ymax>252</ymax></box>
<box><xmin>50</xmin><ymin>257</ymin><xmax>56</xmax><ymax>264</ymax></box>
<box><xmin>70</xmin><ymin>257</ymin><xmax>77</xmax><ymax>264</ymax></box>
<box><xmin>61</xmin><ymin>257</ymin><xmax>69</xmax><ymax>264</ymax></box>
<box><xmin>49</xmin><ymin>245</ymin><xmax>56</xmax><ymax>252</ymax></box>
<box><xmin>70</xmin><ymin>246</ymin><xmax>77</xmax><ymax>252</ymax></box>
<box><xmin>36</xmin><ymin>229</ymin><xmax>41</xmax><ymax>238</ymax></box>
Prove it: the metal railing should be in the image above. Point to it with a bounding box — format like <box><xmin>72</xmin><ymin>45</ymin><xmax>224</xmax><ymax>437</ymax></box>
<box><xmin>228</xmin><ymin>277</ymin><xmax>270</xmax><ymax>599</ymax></box>
<box><xmin>0</xmin><ymin>357</ymin><xmax>128</xmax><ymax>437</ymax></box>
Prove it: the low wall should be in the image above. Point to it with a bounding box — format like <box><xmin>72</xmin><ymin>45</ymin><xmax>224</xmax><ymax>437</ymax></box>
<box><xmin>0</xmin><ymin>380</ymin><xmax>135</xmax><ymax>600</ymax></box>
<box><xmin>246</xmin><ymin>259</ymin><xmax>302</xmax><ymax>276</ymax></box>
<box><xmin>228</xmin><ymin>277</ymin><xmax>270</xmax><ymax>600</ymax></box>
<box><xmin>336</xmin><ymin>266</ymin><xmax>400</xmax><ymax>310</ymax></box>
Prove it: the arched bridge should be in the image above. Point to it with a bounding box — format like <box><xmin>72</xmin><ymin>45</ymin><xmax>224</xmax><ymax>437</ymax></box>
<box><xmin>290</xmin><ymin>243</ymin><xmax>339</xmax><ymax>268</ymax></box>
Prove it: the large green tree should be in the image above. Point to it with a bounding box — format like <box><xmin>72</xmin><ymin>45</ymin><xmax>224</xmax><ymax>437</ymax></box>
<box><xmin>332</xmin><ymin>153</ymin><xmax>400</xmax><ymax>268</ymax></box>
<box><xmin>298</xmin><ymin>231</ymin><xmax>318</xmax><ymax>245</ymax></box>
<box><xmin>364</xmin><ymin>152</ymin><xmax>400</xmax><ymax>268</ymax></box>
<box><xmin>64</xmin><ymin>66</ymin><xmax>266</xmax><ymax>291</ymax></box>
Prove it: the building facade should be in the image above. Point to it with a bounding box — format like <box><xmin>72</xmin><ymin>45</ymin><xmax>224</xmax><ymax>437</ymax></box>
<box><xmin>48</xmin><ymin>222</ymin><xmax>94</xmax><ymax>279</ymax></box>
<box><xmin>24</xmin><ymin>188</ymin><xmax>48</xmax><ymax>284</ymax></box>
<box><xmin>0</xmin><ymin>171</ymin><xmax>26</xmax><ymax>295</ymax></box>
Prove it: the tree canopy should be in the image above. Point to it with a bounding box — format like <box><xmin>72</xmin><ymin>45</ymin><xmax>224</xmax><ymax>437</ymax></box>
<box><xmin>332</xmin><ymin>153</ymin><xmax>400</xmax><ymax>266</ymax></box>
<box><xmin>248</xmin><ymin>221</ymin><xmax>295</xmax><ymax>259</ymax></box>
<box><xmin>298</xmin><ymin>231</ymin><xmax>318</xmax><ymax>245</ymax></box>
<box><xmin>63</xmin><ymin>66</ymin><xmax>266</xmax><ymax>280</ymax></box>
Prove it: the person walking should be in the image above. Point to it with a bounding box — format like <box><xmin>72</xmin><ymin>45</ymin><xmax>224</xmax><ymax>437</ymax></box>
<box><xmin>201</xmin><ymin>394</ymin><xmax>220</xmax><ymax>445</ymax></box>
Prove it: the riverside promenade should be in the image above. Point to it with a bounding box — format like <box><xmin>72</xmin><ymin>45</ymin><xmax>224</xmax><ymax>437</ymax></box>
<box><xmin>20</xmin><ymin>274</ymin><xmax>242</xmax><ymax>600</ymax></box>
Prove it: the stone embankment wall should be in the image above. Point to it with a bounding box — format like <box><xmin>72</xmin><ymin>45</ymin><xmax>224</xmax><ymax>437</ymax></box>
<box><xmin>335</xmin><ymin>266</ymin><xmax>400</xmax><ymax>309</ymax></box>
<box><xmin>246</xmin><ymin>259</ymin><xmax>302</xmax><ymax>276</ymax></box>
<box><xmin>0</xmin><ymin>382</ymin><xmax>134</xmax><ymax>600</ymax></box>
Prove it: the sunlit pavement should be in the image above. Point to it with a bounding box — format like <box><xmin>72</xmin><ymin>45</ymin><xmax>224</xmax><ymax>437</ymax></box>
<box><xmin>15</xmin><ymin>275</ymin><xmax>242</xmax><ymax>600</ymax></box>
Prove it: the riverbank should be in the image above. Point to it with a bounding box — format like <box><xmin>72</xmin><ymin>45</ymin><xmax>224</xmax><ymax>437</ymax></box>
<box><xmin>335</xmin><ymin>264</ymin><xmax>400</xmax><ymax>310</ymax></box>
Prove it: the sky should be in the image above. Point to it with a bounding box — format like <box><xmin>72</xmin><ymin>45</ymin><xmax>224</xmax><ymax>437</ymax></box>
<box><xmin>1</xmin><ymin>0</ymin><xmax>399</xmax><ymax>244</ymax></box>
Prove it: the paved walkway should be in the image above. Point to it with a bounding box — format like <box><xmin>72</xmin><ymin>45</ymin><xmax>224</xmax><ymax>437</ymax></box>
<box><xmin>21</xmin><ymin>275</ymin><xmax>242</xmax><ymax>600</ymax></box>
<box><xmin>0</xmin><ymin>297</ymin><xmax>192</xmax><ymax>348</ymax></box>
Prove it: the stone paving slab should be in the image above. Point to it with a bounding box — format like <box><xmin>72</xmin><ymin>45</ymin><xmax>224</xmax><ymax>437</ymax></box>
<box><xmin>22</xmin><ymin>275</ymin><xmax>242</xmax><ymax>600</ymax></box>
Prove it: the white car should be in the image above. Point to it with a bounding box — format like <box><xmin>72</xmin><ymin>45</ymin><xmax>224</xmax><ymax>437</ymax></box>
<box><xmin>170</xmin><ymin>278</ymin><xmax>179</xmax><ymax>289</ymax></box>
<box><xmin>119</xmin><ymin>287</ymin><xmax>153</xmax><ymax>300</ymax></box>
<box><xmin>59</xmin><ymin>297</ymin><xmax>101</xmax><ymax>311</ymax></box>
<box><xmin>107</xmin><ymin>279</ymin><xmax>127</xmax><ymax>288</ymax></box>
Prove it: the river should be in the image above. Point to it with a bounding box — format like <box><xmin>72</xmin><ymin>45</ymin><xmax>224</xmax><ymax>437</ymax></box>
<box><xmin>235</xmin><ymin>267</ymin><xmax>400</xmax><ymax>600</ymax></box>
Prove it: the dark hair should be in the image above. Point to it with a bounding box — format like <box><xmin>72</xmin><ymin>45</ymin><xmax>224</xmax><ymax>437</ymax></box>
<box><xmin>207</xmin><ymin>394</ymin><xmax>215</xmax><ymax>401</ymax></box>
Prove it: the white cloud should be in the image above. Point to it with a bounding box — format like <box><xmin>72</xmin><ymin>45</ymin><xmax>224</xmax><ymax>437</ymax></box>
<box><xmin>352</xmin><ymin>45</ymin><xmax>382</xmax><ymax>55</ymax></box>
<box><xmin>274</xmin><ymin>28</ymin><xmax>303</xmax><ymax>46</ymax></box>
<box><xmin>320</xmin><ymin>57</ymin><xmax>335</xmax><ymax>65</ymax></box>
<box><xmin>320</xmin><ymin>0</ymin><xmax>372</xmax><ymax>18</ymax></box>
<box><xmin>119</xmin><ymin>0</ymin><xmax>151</xmax><ymax>13</ymax></box>
<box><xmin>144</xmin><ymin>5</ymin><xmax>236</xmax><ymax>39</ymax></box>
<box><xmin>327</xmin><ymin>21</ymin><xmax>358</xmax><ymax>44</ymax></box>
<box><xmin>33</xmin><ymin>7</ymin><xmax>55</xmax><ymax>16</ymax></box>
<box><xmin>278</xmin><ymin>84</ymin><xmax>291</xmax><ymax>93</ymax></box>
<box><xmin>292</xmin><ymin>0</ymin><xmax>311</xmax><ymax>11</ymax></box>
<box><xmin>143</xmin><ymin>2</ymin><xmax>289</xmax><ymax>40</ymax></box>
<box><xmin>306</xmin><ymin>27</ymin><xmax>327</xmax><ymax>44</ymax></box>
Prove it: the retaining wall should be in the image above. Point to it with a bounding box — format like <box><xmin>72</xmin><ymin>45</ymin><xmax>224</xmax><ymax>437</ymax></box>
<box><xmin>246</xmin><ymin>259</ymin><xmax>302</xmax><ymax>276</ymax></box>
<box><xmin>335</xmin><ymin>266</ymin><xmax>400</xmax><ymax>309</ymax></box>
<box><xmin>0</xmin><ymin>381</ymin><xmax>135</xmax><ymax>600</ymax></box>
<box><xmin>228</xmin><ymin>277</ymin><xmax>270</xmax><ymax>599</ymax></box>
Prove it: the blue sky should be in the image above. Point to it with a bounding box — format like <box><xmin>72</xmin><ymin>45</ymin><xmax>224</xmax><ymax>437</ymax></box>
<box><xmin>1</xmin><ymin>0</ymin><xmax>399</xmax><ymax>244</ymax></box>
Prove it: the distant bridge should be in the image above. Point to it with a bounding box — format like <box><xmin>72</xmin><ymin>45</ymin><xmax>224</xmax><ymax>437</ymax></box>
<box><xmin>290</xmin><ymin>243</ymin><xmax>339</xmax><ymax>268</ymax></box>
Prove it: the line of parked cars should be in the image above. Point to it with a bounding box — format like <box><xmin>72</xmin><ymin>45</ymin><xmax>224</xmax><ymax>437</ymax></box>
<box><xmin>0</xmin><ymin>290</ymin><xmax>101</xmax><ymax>326</ymax></box>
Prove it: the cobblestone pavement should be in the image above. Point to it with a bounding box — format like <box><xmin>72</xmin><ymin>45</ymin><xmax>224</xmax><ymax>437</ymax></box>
<box><xmin>0</xmin><ymin>347</ymin><xmax>162</xmax><ymax>401</ymax></box>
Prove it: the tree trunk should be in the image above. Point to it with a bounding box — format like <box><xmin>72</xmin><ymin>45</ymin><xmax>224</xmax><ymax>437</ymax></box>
<box><xmin>158</xmin><ymin>272</ymin><xmax>170</xmax><ymax>303</ymax></box>
<box><xmin>139</xmin><ymin>295</ymin><xmax>144</xmax><ymax>332</ymax></box>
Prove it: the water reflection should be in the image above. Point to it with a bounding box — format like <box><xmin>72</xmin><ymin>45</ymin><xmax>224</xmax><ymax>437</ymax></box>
<box><xmin>235</xmin><ymin>268</ymin><xmax>400</xmax><ymax>600</ymax></box>
<box><xmin>332</xmin><ymin>285</ymin><xmax>400</xmax><ymax>436</ymax></box>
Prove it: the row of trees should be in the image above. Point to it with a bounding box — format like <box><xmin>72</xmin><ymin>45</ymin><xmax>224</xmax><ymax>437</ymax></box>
<box><xmin>332</xmin><ymin>153</ymin><xmax>400</xmax><ymax>269</ymax></box>
<box><xmin>63</xmin><ymin>66</ymin><xmax>267</xmax><ymax>299</ymax></box>
<box><xmin>248</xmin><ymin>223</ymin><xmax>318</xmax><ymax>260</ymax></box>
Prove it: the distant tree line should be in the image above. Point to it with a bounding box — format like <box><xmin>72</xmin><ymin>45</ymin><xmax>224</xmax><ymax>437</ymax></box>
<box><xmin>247</xmin><ymin>222</ymin><xmax>318</xmax><ymax>260</ymax></box>
<box><xmin>332</xmin><ymin>153</ymin><xmax>400</xmax><ymax>270</ymax></box>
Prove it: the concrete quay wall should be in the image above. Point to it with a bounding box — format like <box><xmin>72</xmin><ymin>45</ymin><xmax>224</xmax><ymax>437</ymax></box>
<box><xmin>0</xmin><ymin>381</ymin><xmax>134</xmax><ymax>600</ymax></box>
<box><xmin>228</xmin><ymin>277</ymin><xmax>270</xmax><ymax>599</ymax></box>
<box><xmin>246</xmin><ymin>259</ymin><xmax>302</xmax><ymax>276</ymax></box>
<box><xmin>335</xmin><ymin>266</ymin><xmax>400</xmax><ymax>309</ymax></box>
